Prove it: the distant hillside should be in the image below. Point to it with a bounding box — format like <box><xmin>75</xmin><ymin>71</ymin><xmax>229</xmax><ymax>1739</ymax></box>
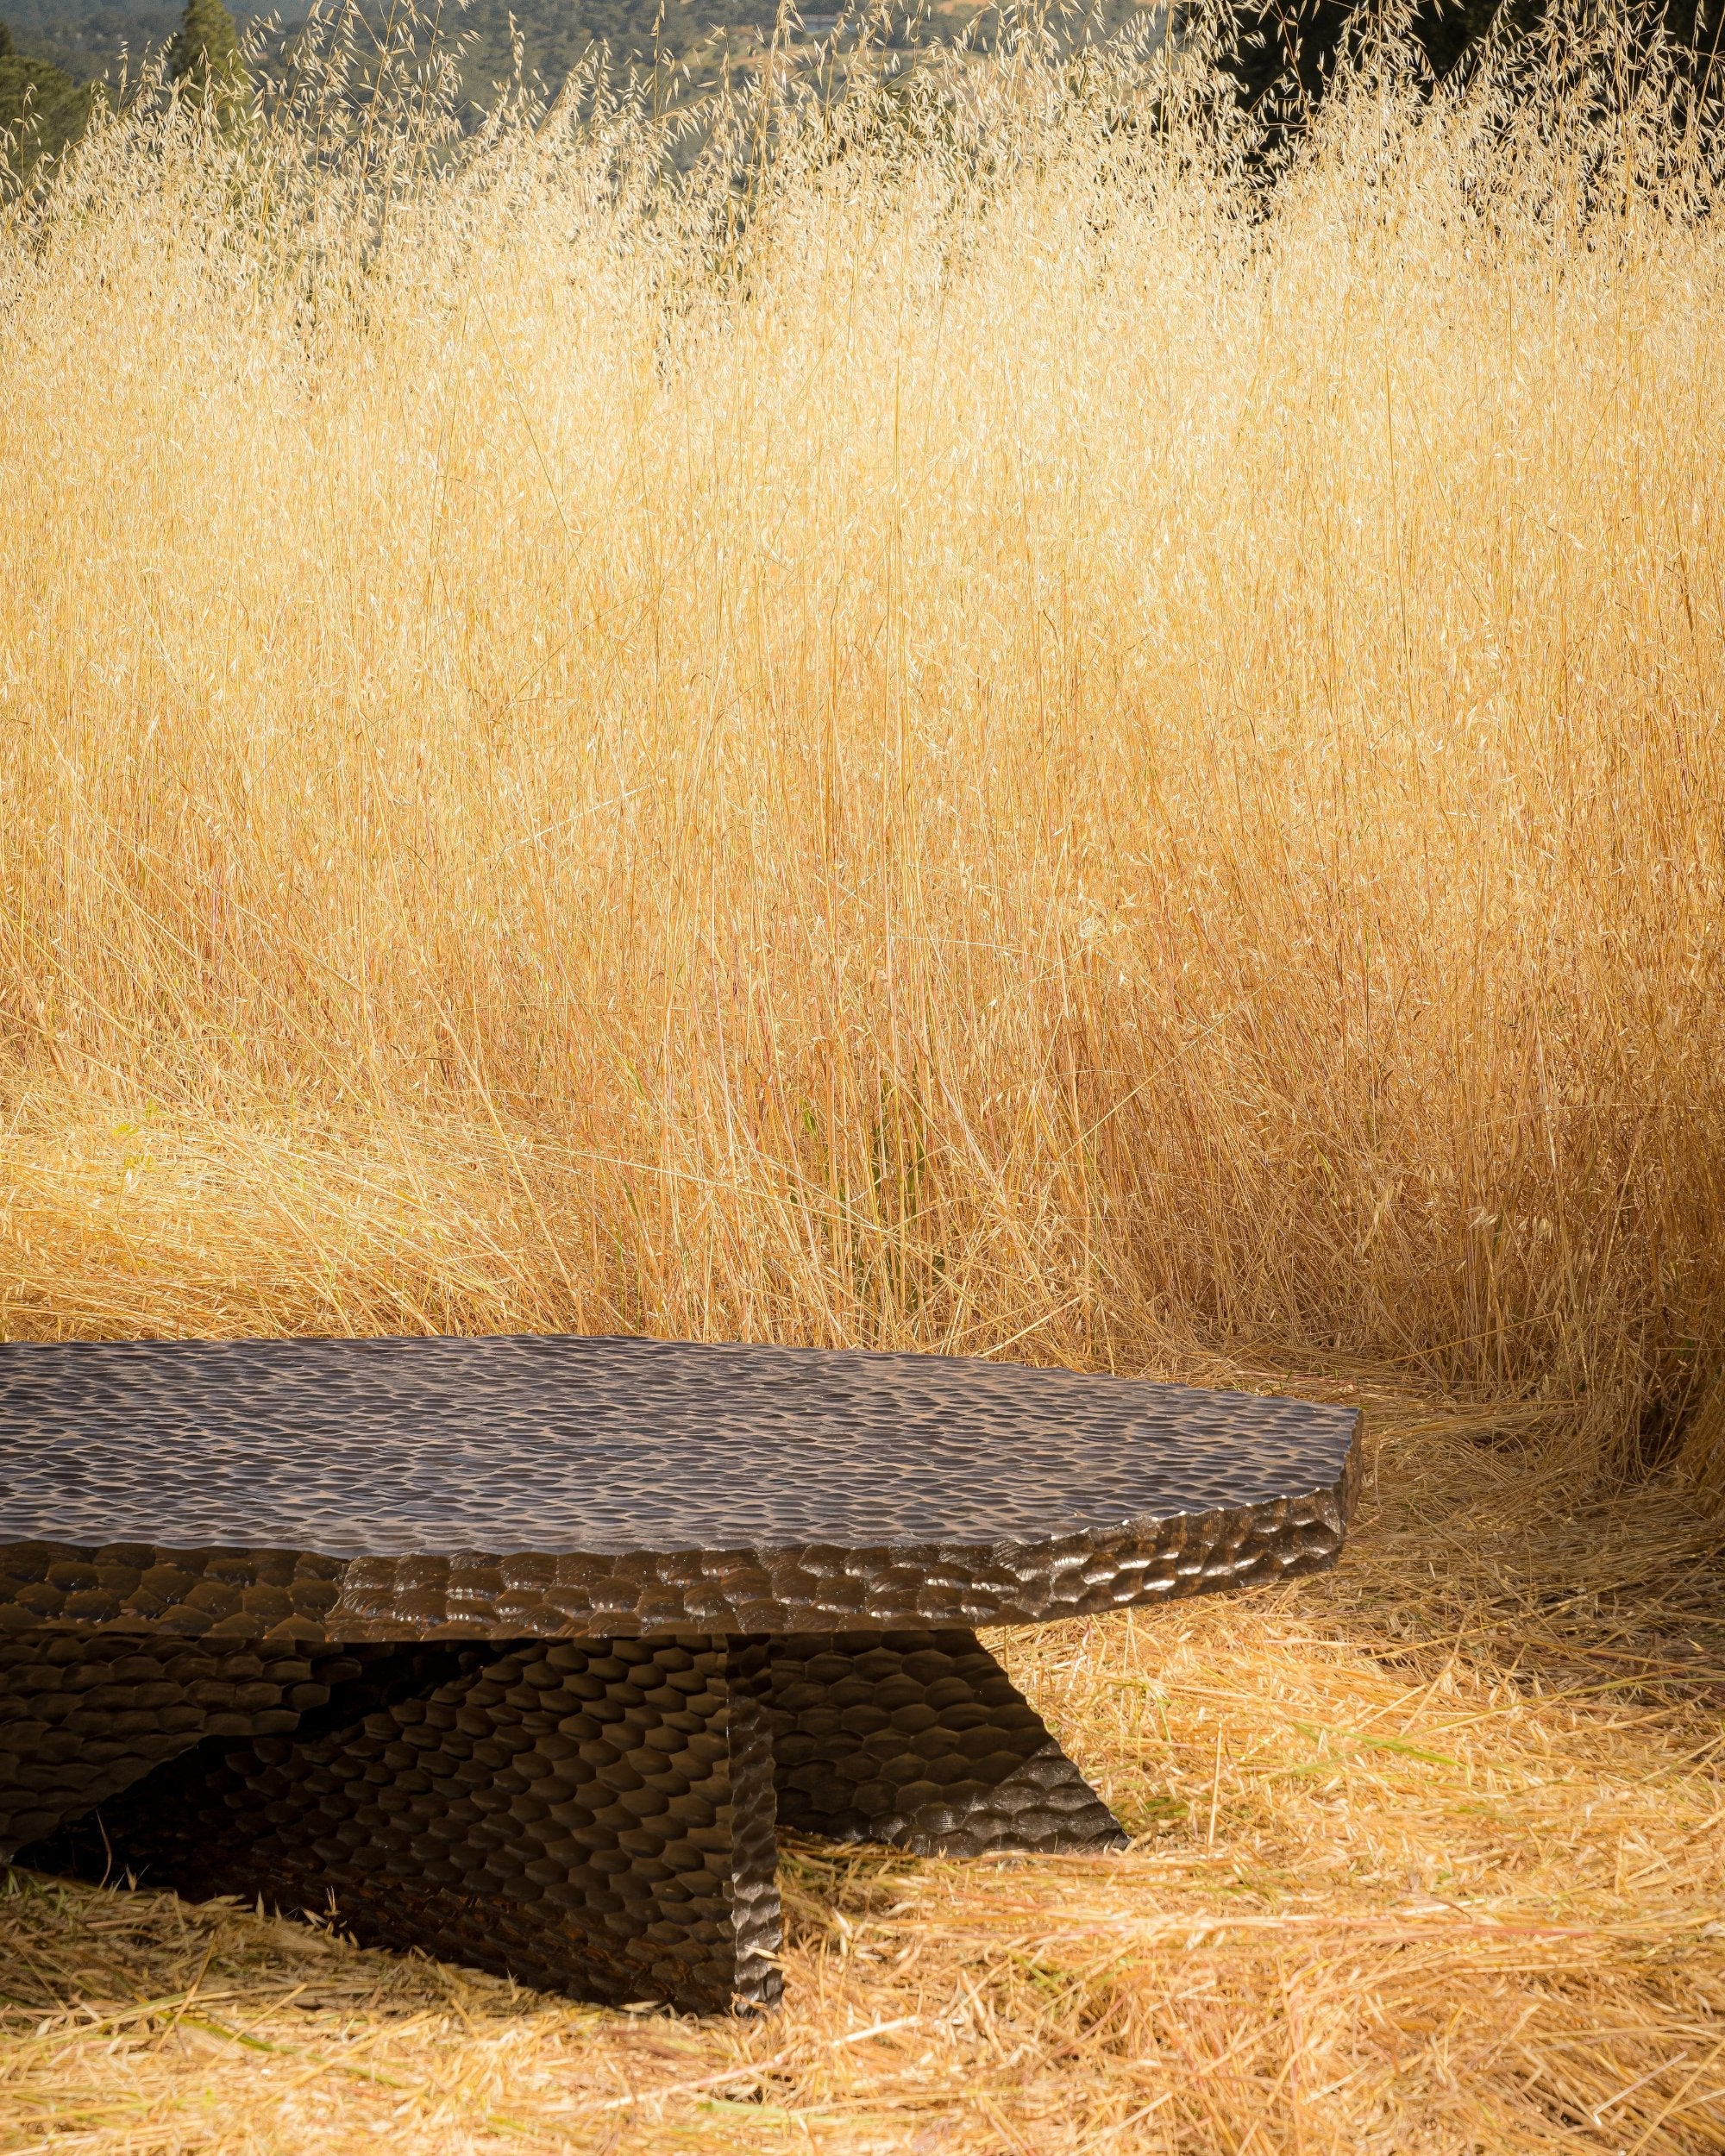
<box><xmin>1</xmin><ymin>14</ymin><xmax>101</xmax><ymax>151</ymax></box>
<box><xmin>5</xmin><ymin>0</ymin><xmax>234</xmax><ymax>78</ymax></box>
<box><xmin>429</xmin><ymin>0</ymin><xmax>906</xmax><ymax>104</ymax></box>
<box><xmin>2</xmin><ymin>0</ymin><xmax>1011</xmax><ymax>112</ymax></box>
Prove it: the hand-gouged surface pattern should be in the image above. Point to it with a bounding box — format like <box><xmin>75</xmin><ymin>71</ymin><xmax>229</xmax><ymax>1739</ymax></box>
<box><xmin>0</xmin><ymin>1334</ymin><xmax>1356</xmax><ymax>2011</ymax></box>
<box><xmin>11</xmin><ymin>1627</ymin><xmax>1126</xmax><ymax>2011</ymax></box>
<box><xmin>0</xmin><ymin>1634</ymin><xmax>482</xmax><ymax>1857</ymax></box>
<box><xmin>25</xmin><ymin>1638</ymin><xmax>781</xmax><ymax>2012</ymax></box>
<box><xmin>724</xmin><ymin>1641</ymin><xmax>785</xmax><ymax>2008</ymax></box>
<box><xmin>0</xmin><ymin>1335</ymin><xmax>1361</xmax><ymax>1640</ymax></box>
<box><xmin>765</xmin><ymin>1632</ymin><xmax>1127</xmax><ymax>1854</ymax></box>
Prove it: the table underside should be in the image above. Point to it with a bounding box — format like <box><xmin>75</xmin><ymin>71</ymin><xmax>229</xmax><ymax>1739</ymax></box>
<box><xmin>3</xmin><ymin>1629</ymin><xmax>1126</xmax><ymax>2013</ymax></box>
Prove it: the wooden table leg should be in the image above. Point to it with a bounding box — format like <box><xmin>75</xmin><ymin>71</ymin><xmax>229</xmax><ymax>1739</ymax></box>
<box><xmin>22</xmin><ymin>1637</ymin><xmax>781</xmax><ymax>2014</ymax></box>
<box><xmin>0</xmin><ymin>1633</ymin><xmax>467</xmax><ymax>1858</ymax></box>
<box><xmin>764</xmin><ymin>1630</ymin><xmax>1128</xmax><ymax>1853</ymax></box>
<box><xmin>13</xmin><ymin>1626</ymin><xmax>1124</xmax><ymax>2014</ymax></box>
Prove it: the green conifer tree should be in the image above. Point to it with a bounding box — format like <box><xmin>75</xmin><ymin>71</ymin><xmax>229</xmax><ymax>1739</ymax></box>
<box><xmin>168</xmin><ymin>0</ymin><xmax>247</xmax><ymax>110</ymax></box>
<box><xmin>1</xmin><ymin>16</ymin><xmax>95</xmax><ymax>162</ymax></box>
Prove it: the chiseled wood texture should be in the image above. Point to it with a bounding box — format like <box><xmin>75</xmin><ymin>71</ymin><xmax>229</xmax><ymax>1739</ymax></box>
<box><xmin>0</xmin><ymin>1333</ymin><xmax>1361</xmax><ymax>1638</ymax></box>
<box><xmin>0</xmin><ymin>1332</ymin><xmax>1361</xmax><ymax>2011</ymax></box>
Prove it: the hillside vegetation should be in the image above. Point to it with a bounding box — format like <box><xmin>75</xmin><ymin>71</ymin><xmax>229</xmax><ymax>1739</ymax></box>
<box><xmin>0</xmin><ymin>16</ymin><xmax>97</xmax><ymax>153</ymax></box>
<box><xmin>1</xmin><ymin>0</ymin><xmax>994</xmax><ymax>124</ymax></box>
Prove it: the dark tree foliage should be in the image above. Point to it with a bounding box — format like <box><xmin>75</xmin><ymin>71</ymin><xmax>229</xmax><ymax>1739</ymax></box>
<box><xmin>167</xmin><ymin>0</ymin><xmax>244</xmax><ymax>97</ymax></box>
<box><xmin>1222</xmin><ymin>0</ymin><xmax>1725</xmax><ymax>118</ymax></box>
<box><xmin>0</xmin><ymin>12</ymin><xmax>97</xmax><ymax>156</ymax></box>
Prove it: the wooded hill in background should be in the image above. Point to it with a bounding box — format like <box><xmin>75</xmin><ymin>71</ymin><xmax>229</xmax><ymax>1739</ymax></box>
<box><xmin>1226</xmin><ymin>0</ymin><xmax>1723</xmax><ymax>114</ymax></box>
<box><xmin>3</xmin><ymin>0</ymin><xmax>245</xmax><ymax>159</ymax></box>
<box><xmin>1</xmin><ymin>0</ymin><xmax>992</xmax><ymax>118</ymax></box>
<box><xmin>6</xmin><ymin>0</ymin><xmax>1723</xmax><ymax>166</ymax></box>
<box><xmin>3</xmin><ymin>0</ymin><xmax>1167</xmax><ymax>162</ymax></box>
<box><xmin>0</xmin><ymin>15</ymin><xmax>98</xmax><ymax>152</ymax></box>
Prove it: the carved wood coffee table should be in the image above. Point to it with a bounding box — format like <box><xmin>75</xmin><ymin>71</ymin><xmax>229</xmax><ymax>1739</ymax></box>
<box><xmin>0</xmin><ymin>1335</ymin><xmax>1360</xmax><ymax>2013</ymax></box>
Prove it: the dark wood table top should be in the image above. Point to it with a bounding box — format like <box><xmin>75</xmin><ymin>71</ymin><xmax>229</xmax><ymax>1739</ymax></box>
<box><xmin>0</xmin><ymin>1334</ymin><xmax>1361</xmax><ymax>1640</ymax></box>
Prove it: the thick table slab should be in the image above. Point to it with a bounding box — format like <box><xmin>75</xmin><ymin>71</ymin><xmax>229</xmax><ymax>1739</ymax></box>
<box><xmin>0</xmin><ymin>1335</ymin><xmax>1360</xmax><ymax>2013</ymax></box>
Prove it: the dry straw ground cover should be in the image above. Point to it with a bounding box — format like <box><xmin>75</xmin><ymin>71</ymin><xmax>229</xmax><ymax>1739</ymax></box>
<box><xmin>3</xmin><ymin>1401</ymin><xmax>1723</xmax><ymax>2152</ymax></box>
<box><xmin>3</xmin><ymin>3</ymin><xmax>1725</xmax><ymax>2147</ymax></box>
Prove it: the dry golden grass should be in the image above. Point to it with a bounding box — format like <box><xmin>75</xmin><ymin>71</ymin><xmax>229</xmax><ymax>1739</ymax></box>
<box><xmin>3</xmin><ymin>1402</ymin><xmax>1723</xmax><ymax>2153</ymax></box>
<box><xmin>5</xmin><ymin>13</ymin><xmax>1725</xmax><ymax>2150</ymax></box>
<box><xmin>3</xmin><ymin>16</ymin><xmax>1724</xmax><ymax>1456</ymax></box>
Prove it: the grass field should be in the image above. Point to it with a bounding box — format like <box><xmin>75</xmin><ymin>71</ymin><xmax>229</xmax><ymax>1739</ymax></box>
<box><xmin>3</xmin><ymin>9</ymin><xmax>1725</xmax><ymax>2148</ymax></box>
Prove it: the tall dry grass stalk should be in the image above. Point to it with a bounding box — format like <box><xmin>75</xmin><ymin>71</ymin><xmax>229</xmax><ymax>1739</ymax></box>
<box><xmin>3</xmin><ymin>10</ymin><xmax>1724</xmax><ymax>1470</ymax></box>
